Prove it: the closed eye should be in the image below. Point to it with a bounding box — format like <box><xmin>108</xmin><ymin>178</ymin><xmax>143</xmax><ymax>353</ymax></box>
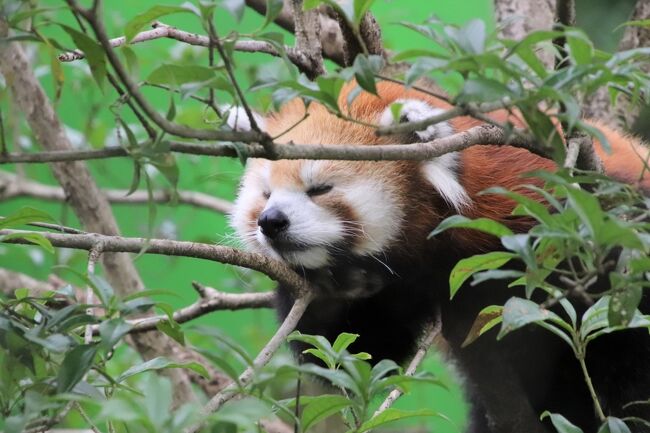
<box><xmin>306</xmin><ymin>184</ymin><xmax>333</xmax><ymax>197</ymax></box>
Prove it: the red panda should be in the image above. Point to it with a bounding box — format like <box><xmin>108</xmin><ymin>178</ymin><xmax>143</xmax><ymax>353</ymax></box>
<box><xmin>230</xmin><ymin>81</ymin><xmax>650</xmax><ymax>433</ymax></box>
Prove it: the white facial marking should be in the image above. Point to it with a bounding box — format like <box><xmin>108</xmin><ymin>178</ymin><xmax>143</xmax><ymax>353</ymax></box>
<box><xmin>339</xmin><ymin>180</ymin><xmax>403</xmax><ymax>256</ymax></box>
<box><xmin>224</xmin><ymin>106</ymin><xmax>266</xmax><ymax>131</ymax></box>
<box><xmin>379</xmin><ymin>98</ymin><xmax>471</xmax><ymax>212</ymax></box>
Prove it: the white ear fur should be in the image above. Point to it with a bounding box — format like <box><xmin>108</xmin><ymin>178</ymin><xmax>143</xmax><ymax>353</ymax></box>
<box><xmin>379</xmin><ymin>98</ymin><xmax>471</xmax><ymax>212</ymax></box>
<box><xmin>224</xmin><ymin>106</ymin><xmax>266</xmax><ymax>132</ymax></box>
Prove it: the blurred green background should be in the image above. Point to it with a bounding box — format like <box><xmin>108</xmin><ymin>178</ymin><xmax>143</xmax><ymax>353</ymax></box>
<box><xmin>0</xmin><ymin>0</ymin><xmax>639</xmax><ymax>431</ymax></box>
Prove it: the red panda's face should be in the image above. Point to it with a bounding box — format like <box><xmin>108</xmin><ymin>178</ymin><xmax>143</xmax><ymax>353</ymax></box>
<box><xmin>230</xmin><ymin>82</ymin><xmax>471</xmax><ymax>269</ymax></box>
<box><xmin>231</xmin><ymin>157</ymin><xmax>408</xmax><ymax>268</ymax></box>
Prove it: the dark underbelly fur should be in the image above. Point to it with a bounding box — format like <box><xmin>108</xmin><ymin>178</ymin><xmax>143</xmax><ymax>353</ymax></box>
<box><xmin>275</xmin><ymin>255</ymin><xmax>650</xmax><ymax>433</ymax></box>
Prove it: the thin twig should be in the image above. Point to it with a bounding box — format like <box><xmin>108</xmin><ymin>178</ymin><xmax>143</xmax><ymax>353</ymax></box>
<box><xmin>185</xmin><ymin>292</ymin><xmax>314</xmax><ymax>433</ymax></box>
<box><xmin>374</xmin><ymin>308</ymin><xmax>442</xmax><ymax>416</ymax></box>
<box><xmin>375</xmin><ymin>101</ymin><xmax>506</xmax><ymax>137</ymax></box>
<box><xmin>0</xmin><ymin>228</ymin><xmax>307</xmax><ymax>295</ymax></box>
<box><xmin>90</xmin><ymin>287</ymin><xmax>276</xmax><ymax>334</ymax></box>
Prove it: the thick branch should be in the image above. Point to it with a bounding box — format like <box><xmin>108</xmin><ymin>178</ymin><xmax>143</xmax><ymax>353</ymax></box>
<box><xmin>0</xmin><ymin>125</ymin><xmax>560</xmax><ymax>165</ymax></box>
<box><xmin>186</xmin><ymin>293</ymin><xmax>314</xmax><ymax>433</ymax></box>
<box><xmin>0</xmin><ymin>229</ymin><xmax>307</xmax><ymax>295</ymax></box>
<box><xmin>0</xmin><ymin>171</ymin><xmax>233</xmax><ymax>214</ymax></box>
<box><xmin>244</xmin><ymin>0</ymin><xmax>346</xmax><ymax>65</ymax></box>
<box><xmin>290</xmin><ymin>0</ymin><xmax>325</xmax><ymax>77</ymax></box>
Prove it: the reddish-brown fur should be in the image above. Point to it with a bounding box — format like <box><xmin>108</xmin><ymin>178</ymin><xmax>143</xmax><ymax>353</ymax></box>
<box><xmin>260</xmin><ymin>81</ymin><xmax>649</xmax><ymax>257</ymax></box>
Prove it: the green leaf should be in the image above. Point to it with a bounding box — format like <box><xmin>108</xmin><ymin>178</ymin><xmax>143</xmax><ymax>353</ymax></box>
<box><xmin>156</xmin><ymin>319</ymin><xmax>185</xmax><ymax>345</ymax></box>
<box><xmin>117</xmin><ymin>357</ymin><xmax>209</xmax><ymax>383</ymax></box>
<box><xmin>462</xmin><ymin>305</ymin><xmax>503</xmax><ymax>347</ymax></box>
<box><xmin>458</xmin><ymin>19</ymin><xmax>486</xmax><ymax>54</ymax></box>
<box><xmin>0</xmin><ymin>232</ymin><xmax>54</xmax><ymax>253</ymax></box>
<box><xmin>609</xmin><ymin>284</ymin><xmax>643</xmax><ymax>327</ymax></box>
<box><xmin>355</xmin><ymin>409</ymin><xmax>445</xmax><ymax>433</ymax></box>
<box><xmin>404</xmin><ymin>57</ymin><xmax>447</xmax><ymax>85</ymax></box>
<box><xmin>430</xmin><ymin>215</ymin><xmax>514</xmax><ymax>238</ymax></box>
<box><xmin>0</xmin><ymin>206</ymin><xmax>57</xmax><ymax>229</ymax></box>
<box><xmin>263</xmin><ymin>0</ymin><xmax>284</xmax><ymax>28</ymax></box>
<box><xmin>353</xmin><ymin>55</ymin><xmax>384</xmax><ymax>95</ymax></box>
<box><xmin>541</xmin><ymin>411</ymin><xmax>584</xmax><ymax>433</ymax></box>
<box><xmin>300</xmin><ymin>395</ymin><xmax>352</xmax><ymax>431</ymax></box>
<box><xmin>449</xmin><ymin>252</ymin><xmax>515</xmax><ymax>298</ymax></box>
<box><xmin>121</xmin><ymin>45</ymin><xmax>140</xmax><ymax>77</ymax></box>
<box><xmin>99</xmin><ymin>318</ymin><xmax>133</xmax><ymax>351</ymax></box>
<box><xmin>458</xmin><ymin>76</ymin><xmax>515</xmax><ymax>103</ymax></box>
<box><xmin>564</xmin><ymin>186</ymin><xmax>604</xmax><ymax>240</ymax></box>
<box><xmin>87</xmin><ymin>274</ymin><xmax>115</xmax><ymax>307</ymax></box>
<box><xmin>332</xmin><ymin>333</ymin><xmax>359</xmax><ymax>353</ymax></box>
<box><xmin>124</xmin><ymin>6</ymin><xmax>194</xmax><ymax>42</ymax></box>
<box><xmin>57</xmin><ymin>344</ymin><xmax>98</xmax><ymax>393</ymax></box>
<box><xmin>147</xmin><ymin>64</ymin><xmax>216</xmax><ymax>87</ymax></box>
<box><xmin>597</xmin><ymin>417</ymin><xmax>632</xmax><ymax>433</ymax></box>
<box><xmin>498</xmin><ymin>297</ymin><xmax>562</xmax><ymax>339</ymax></box>
<box><xmin>61</xmin><ymin>25</ymin><xmax>106</xmax><ymax>90</ymax></box>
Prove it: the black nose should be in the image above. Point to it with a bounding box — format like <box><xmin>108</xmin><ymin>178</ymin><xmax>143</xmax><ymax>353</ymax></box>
<box><xmin>258</xmin><ymin>208</ymin><xmax>290</xmax><ymax>239</ymax></box>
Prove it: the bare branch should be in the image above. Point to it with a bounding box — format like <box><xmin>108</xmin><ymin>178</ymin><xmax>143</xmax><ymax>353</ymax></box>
<box><xmin>374</xmin><ymin>309</ymin><xmax>442</xmax><ymax>415</ymax></box>
<box><xmin>186</xmin><ymin>292</ymin><xmax>314</xmax><ymax>433</ymax></box>
<box><xmin>58</xmin><ymin>21</ymin><xmax>317</xmax><ymax>75</ymax></box>
<box><xmin>0</xmin><ymin>229</ymin><xmax>307</xmax><ymax>295</ymax></box>
<box><xmin>0</xmin><ymin>125</ymin><xmax>561</xmax><ymax>165</ymax></box>
<box><xmin>103</xmin><ymin>286</ymin><xmax>276</xmax><ymax>334</ymax></box>
<box><xmin>0</xmin><ymin>171</ymin><xmax>233</xmax><ymax>214</ymax></box>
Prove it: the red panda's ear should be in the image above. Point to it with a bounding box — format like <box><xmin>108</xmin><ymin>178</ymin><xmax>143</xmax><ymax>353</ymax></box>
<box><xmin>224</xmin><ymin>106</ymin><xmax>266</xmax><ymax>132</ymax></box>
<box><xmin>379</xmin><ymin>99</ymin><xmax>471</xmax><ymax>212</ymax></box>
<box><xmin>378</xmin><ymin>99</ymin><xmax>455</xmax><ymax>142</ymax></box>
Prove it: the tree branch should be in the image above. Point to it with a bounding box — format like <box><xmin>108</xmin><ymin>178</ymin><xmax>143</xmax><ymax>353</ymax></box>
<box><xmin>186</xmin><ymin>292</ymin><xmax>314</xmax><ymax>433</ymax></box>
<box><xmin>0</xmin><ymin>171</ymin><xmax>233</xmax><ymax>214</ymax></box>
<box><xmin>244</xmin><ymin>0</ymin><xmax>346</xmax><ymax>65</ymax></box>
<box><xmin>0</xmin><ymin>124</ymin><xmax>568</xmax><ymax>165</ymax></box>
<box><xmin>0</xmin><ymin>229</ymin><xmax>307</xmax><ymax>295</ymax></box>
<box><xmin>58</xmin><ymin>21</ymin><xmax>318</xmax><ymax>75</ymax></box>
<box><xmin>101</xmin><ymin>285</ymin><xmax>276</xmax><ymax>334</ymax></box>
